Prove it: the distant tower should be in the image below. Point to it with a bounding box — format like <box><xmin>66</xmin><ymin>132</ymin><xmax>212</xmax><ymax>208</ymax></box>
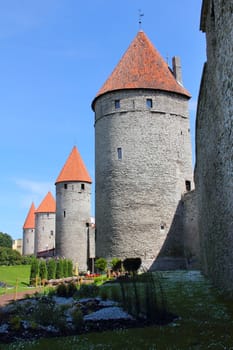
<box><xmin>92</xmin><ymin>31</ymin><xmax>193</xmax><ymax>268</ymax></box>
<box><xmin>22</xmin><ymin>202</ymin><xmax>35</xmax><ymax>255</ymax></box>
<box><xmin>55</xmin><ymin>146</ymin><xmax>92</xmax><ymax>272</ymax></box>
<box><xmin>34</xmin><ymin>192</ymin><xmax>56</xmax><ymax>255</ymax></box>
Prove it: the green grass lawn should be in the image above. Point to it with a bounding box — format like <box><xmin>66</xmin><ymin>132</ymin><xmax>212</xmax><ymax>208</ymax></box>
<box><xmin>2</xmin><ymin>270</ymin><xmax>233</xmax><ymax>350</ymax></box>
<box><xmin>0</xmin><ymin>265</ymin><xmax>31</xmax><ymax>295</ymax></box>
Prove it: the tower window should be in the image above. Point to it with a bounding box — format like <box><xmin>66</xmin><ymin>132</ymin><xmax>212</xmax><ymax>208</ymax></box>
<box><xmin>64</xmin><ymin>210</ymin><xmax>66</xmax><ymax>218</ymax></box>
<box><xmin>146</xmin><ymin>98</ymin><xmax>153</xmax><ymax>108</ymax></box>
<box><xmin>64</xmin><ymin>184</ymin><xmax>67</xmax><ymax>189</ymax></box>
<box><xmin>81</xmin><ymin>183</ymin><xmax>85</xmax><ymax>190</ymax></box>
<box><xmin>115</xmin><ymin>100</ymin><xmax>120</xmax><ymax>109</ymax></box>
<box><xmin>117</xmin><ymin>147</ymin><xmax>122</xmax><ymax>160</ymax></box>
<box><xmin>185</xmin><ymin>180</ymin><xmax>191</xmax><ymax>192</ymax></box>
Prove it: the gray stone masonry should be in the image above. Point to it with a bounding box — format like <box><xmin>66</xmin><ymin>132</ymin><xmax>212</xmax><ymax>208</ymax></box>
<box><xmin>23</xmin><ymin>228</ymin><xmax>35</xmax><ymax>256</ymax></box>
<box><xmin>95</xmin><ymin>89</ymin><xmax>193</xmax><ymax>269</ymax></box>
<box><xmin>55</xmin><ymin>181</ymin><xmax>91</xmax><ymax>272</ymax></box>
<box><xmin>34</xmin><ymin>213</ymin><xmax>55</xmax><ymax>254</ymax></box>
<box><xmin>195</xmin><ymin>0</ymin><xmax>233</xmax><ymax>293</ymax></box>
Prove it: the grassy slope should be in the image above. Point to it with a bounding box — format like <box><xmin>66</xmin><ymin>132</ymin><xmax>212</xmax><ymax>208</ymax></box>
<box><xmin>0</xmin><ymin>265</ymin><xmax>31</xmax><ymax>294</ymax></box>
<box><xmin>3</xmin><ymin>271</ymin><xmax>233</xmax><ymax>350</ymax></box>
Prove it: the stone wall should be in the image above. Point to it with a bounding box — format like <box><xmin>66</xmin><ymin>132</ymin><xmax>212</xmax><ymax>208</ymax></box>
<box><xmin>195</xmin><ymin>0</ymin><xmax>233</xmax><ymax>293</ymax></box>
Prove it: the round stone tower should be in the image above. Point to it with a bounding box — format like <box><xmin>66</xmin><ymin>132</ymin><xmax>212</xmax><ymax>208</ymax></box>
<box><xmin>92</xmin><ymin>30</ymin><xmax>193</xmax><ymax>269</ymax></box>
<box><xmin>34</xmin><ymin>191</ymin><xmax>56</xmax><ymax>255</ymax></box>
<box><xmin>55</xmin><ymin>146</ymin><xmax>92</xmax><ymax>272</ymax></box>
<box><xmin>22</xmin><ymin>202</ymin><xmax>35</xmax><ymax>255</ymax></box>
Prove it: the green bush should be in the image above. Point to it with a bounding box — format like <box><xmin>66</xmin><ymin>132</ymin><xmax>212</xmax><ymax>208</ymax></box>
<box><xmin>56</xmin><ymin>283</ymin><xmax>67</xmax><ymax>297</ymax></box>
<box><xmin>67</xmin><ymin>259</ymin><xmax>73</xmax><ymax>277</ymax></box>
<box><xmin>47</xmin><ymin>258</ymin><xmax>56</xmax><ymax>280</ymax></box>
<box><xmin>123</xmin><ymin>257</ymin><xmax>142</xmax><ymax>275</ymax></box>
<box><xmin>56</xmin><ymin>259</ymin><xmax>64</xmax><ymax>279</ymax></box>
<box><xmin>39</xmin><ymin>259</ymin><xmax>48</xmax><ymax>280</ymax></box>
<box><xmin>30</xmin><ymin>257</ymin><xmax>39</xmax><ymax>285</ymax></box>
<box><xmin>95</xmin><ymin>257</ymin><xmax>107</xmax><ymax>273</ymax></box>
<box><xmin>111</xmin><ymin>258</ymin><xmax>122</xmax><ymax>272</ymax></box>
<box><xmin>0</xmin><ymin>247</ymin><xmax>22</xmax><ymax>266</ymax></box>
<box><xmin>71</xmin><ymin>308</ymin><xmax>83</xmax><ymax>330</ymax></box>
<box><xmin>66</xmin><ymin>282</ymin><xmax>77</xmax><ymax>297</ymax></box>
<box><xmin>78</xmin><ymin>284</ymin><xmax>99</xmax><ymax>298</ymax></box>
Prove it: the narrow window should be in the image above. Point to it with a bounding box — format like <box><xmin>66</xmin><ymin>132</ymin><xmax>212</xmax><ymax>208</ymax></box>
<box><xmin>160</xmin><ymin>224</ymin><xmax>165</xmax><ymax>230</ymax></box>
<box><xmin>117</xmin><ymin>147</ymin><xmax>122</xmax><ymax>160</ymax></box>
<box><xmin>81</xmin><ymin>183</ymin><xmax>85</xmax><ymax>190</ymax></box>
<box><xmin>64</xmin><ymin>210</ymin><xmax>66</xmax><ymax>218</ymax></box>
<box><xmin>115</xmin><ymin>99</ymin><xmax>120</xmax><ymax>109</ymax></box>
<box><xmin>185</xmin><ymin>180</ymin><xmax>191</xmax><ymax>192</ymax></box>
<box><xmin>146</xmin><ymin>98</ymin><xmax>153</xmax><ymax>108</ymax></box>
<box><xmin>50</xmin><ymin>230</ymin><xmax>53</xmax><ymax>236</ymax></box>
<box><xmin>64</xmin><ymin>184</ymin><xmax>67</xmax><ymax>189</ymax></box>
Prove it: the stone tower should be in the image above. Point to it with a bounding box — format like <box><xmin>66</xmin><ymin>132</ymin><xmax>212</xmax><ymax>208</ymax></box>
<box><xmin>92</xmin><ymin>30</ymin><xmax>193</xmax><ymax>269</ymax></box>
<box><xmin>34</xmin><ymin>192</ymin><xmax>56</xmax><ymax>255</ymax></box>
<box><xmin>22</xmin><ymin>202</ymin><xmax>35</xmax><ymax>255</ymax></box>
<box><xmin>55</xmin><ymin>146</ymin><xmax>92</xmax><ymax>272</ymax></box>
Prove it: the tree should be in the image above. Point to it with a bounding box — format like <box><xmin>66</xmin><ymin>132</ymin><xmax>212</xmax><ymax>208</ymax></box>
<box><xmin>56</xmin><ymin>259</ymin><xmax>64</xmax><ymax>279</ymax></box>
<box><xmin>47</xmin><ymin>258</ymin><xmax>56</xmax><ymax>280</ymax></box>
<box><xmin>123</xmin><ymin>258</ymin><xmax>142</xmax><ymax>276</ymax></box>
<box><xmin>39</xmin><ymin>259</ymin><xmax>48</xmax><ymax>280</ymax></box>
<box><xmin>111</xmin><ymin>258</ymin><xmax>122</xmax><ymax>272</ymax></box>
<box><xmin>67</xmin><ymin>259</ymin><xmax>73</xmax><ymax>277</ymax></box>
<box><xmin>95</xmin><ymin>257</ymin><xmax>107</xmax><ymax>273</ymax></box>
<box><xmin>0</xmin><ymin>247</ymin><xmax>22</xmax><ymax>265</ymax></box>
<box><xmin>0</xmin><ymin>232</ymin><xmax>12</xmax><ymax>248</ymax></box>
<box><xmin>30</xmin><ymin>257</ymin><xmax>39</xmax><ymax>285</ymax></box>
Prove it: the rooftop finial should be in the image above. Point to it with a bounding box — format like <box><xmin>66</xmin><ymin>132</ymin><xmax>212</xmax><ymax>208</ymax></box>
<box><xmin>138</xmin><ymin>9</ymin><xmax>144</xmax><ymax>31</ymax></box>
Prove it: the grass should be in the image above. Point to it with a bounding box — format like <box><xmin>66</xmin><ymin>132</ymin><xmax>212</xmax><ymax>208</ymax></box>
<box><xmin>2</xmin><ymin>270</ymin><xmax>233</xmax><ymax>349</ymax></box>
<box><xmin>0</xmin><ymin>265</ymin><xmax>31</xmax><ymax>295</ymax></box>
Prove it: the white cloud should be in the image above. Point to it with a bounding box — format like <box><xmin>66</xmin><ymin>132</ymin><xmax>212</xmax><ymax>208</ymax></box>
<box><xmin>15</xmin><ymin>178</ymin><xmax>53</xmax><ymax>195</ymax></box>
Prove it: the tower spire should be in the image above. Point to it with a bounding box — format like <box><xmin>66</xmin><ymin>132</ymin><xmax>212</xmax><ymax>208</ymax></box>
<box><xmin>138</xmin><ymin>9</ymin><xmax>144</xmax><ymax>31</ymax></box>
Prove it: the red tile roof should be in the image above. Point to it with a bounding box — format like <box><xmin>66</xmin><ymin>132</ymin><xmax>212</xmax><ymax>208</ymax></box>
<box><xmin>92</xmin><ymin>31</ymin><xmax>190</xmax><ymax>107</ymax></box>
<box><xmin>35</xmin><ymin>192</ymin><xmax>56</xmax><ymax>213</ymax></box>
<box><xmin>55</xmin><ymin>146</ymin><xmax>92</xmax><ymax>184</ymax></box>
<box><xmin>23</xmin><ymin>202</ymin><xmax>35</xmax><ymax>229</ymax></box>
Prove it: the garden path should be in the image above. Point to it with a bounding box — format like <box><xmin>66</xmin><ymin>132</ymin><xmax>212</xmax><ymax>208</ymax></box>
<box><xmin>0</xmin><ymin>288</ymin><xmax>40</xmax><ymax>307</ymax></box>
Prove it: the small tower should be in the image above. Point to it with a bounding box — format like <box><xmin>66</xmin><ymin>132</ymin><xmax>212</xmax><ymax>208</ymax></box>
<box><xmin>22</xmin><ymin>202</ymin><xmax>36</xmax><ymax>255</ymax></box>
<box><xmin>55</xmin><ymin>146</ymin><xmax>92</xmax><ymax>272</ymax></box>
<box><xmin>34</xmin><ymin>192</ymin><xmax>56</xmax><ymax>255</ymax></box>
<box><xmin>92</xmin><ymin>31</ymin><xmax>193</xmax><ymax>269</ymax></box>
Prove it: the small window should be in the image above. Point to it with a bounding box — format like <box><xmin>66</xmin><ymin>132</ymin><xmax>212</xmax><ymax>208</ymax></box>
<box><xmin>160</xmin><ymin>225</ymin><xmax>165</xmax><ymax>230</ymax></box>
<box><xmin>64</xmin><ymin>210</ymin><xmax>66</xmax><ymax>218</ymax></box>
<box><xmin>81</xmin><ymin>183</ymin><xmax>85</xmax><ymax>190</ymax></box>
<box><xmin>50</xmin><ymin>230</ymin><xmax>53</xmax><ymax>236</ymax></box>
<box><xmin>64</xmin><ymin>184</ymin><xmax>67</xmax><ymax>189</ymax></box>
<box><xmin>117</xmin><ymin>147</ymin><xmax>122</xmax><ymax>160</ymax></box>
<box><xmin>185</xmin><ymin>180</ymin><xmax>191</xmax><ymax>192</ymax></box>
<box><xmin>115</xmin><ymin>100</ymin><xmax>120</xmax><ymax>109</ymax></box>
<box><xmin>146</xmin><ymin>98</ymin><xmax>153</xmax><ymax>108</ymax></box>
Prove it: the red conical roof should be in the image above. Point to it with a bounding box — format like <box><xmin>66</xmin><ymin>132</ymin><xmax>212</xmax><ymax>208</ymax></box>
<box><xmin>55</xmin><ymin>146</ymin><xmax>92</xmax><ymax>184</ymax></box>
<box><xmin>92</xmin><ymin>31</ymin><xmax>190</xmax><ymax>108</ymax></box>
<box><xmin>35</xmin><ymin>192</ymin><xmax>56</xmax><ymax>213</ymax></box>
<box><xmin>23</xmin><ymin>202</ymin><xmax>36</xmax><ymax>229</ymax></box>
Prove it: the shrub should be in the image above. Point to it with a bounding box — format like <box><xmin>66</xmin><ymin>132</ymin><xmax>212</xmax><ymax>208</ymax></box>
<box><xmin>71</xmin><ymin>308</ymin><xmax>83</xmax><ymax>330</ymax></box>
<box><xmin>67</xmin><ymin>259</ymin><xmax>73</xmax><ymax>277</ymax></box>
<box><xmin>56</xmin><ymin>259</ymin><xmax>64</xmax><ymax>279</ymax></box>
<box><xmin>66</xmin><ymin>282</ymin><xmax>77</xmax><ymax>297</ymax></box>
<box><xmin>56</xmin><ymin>283</ymin><xmax>67</xmax><ymax>297</ymax></box>
<box><xmin>111</xmin><ymin>258</ymin><xmax>122</xmax><ymax>272</ymax></box>
<box><xmin>95</xmin><ymin>257</ymin><xmax>107</xmax><ymax>273</ymax></box>
<box><xmin>78</xmin><ymin>284</ymin><xmax>99</xmax><ymax>298</ymax></box>
<box><xmin>30</xmin><ymin>257</ymin><xmax>39</xmax><ymax>285</ymax></box>
<box><xmin>47</xmin><ymin>258</ymin><xmax>56</xmax><ymax>280</ymax></box>
<box><xmin>63</xmin><ymin>259</ymin><xmax>68</xmax><ymax>277</ymax></box>
<box><xmin>123</xmin><ymin>257</ymin><xmax>142</xmax><ymax>275</ymax></box>
<box><xmin>39</xmin><ymin>259</ymin><xmax>48</xmax><ymax>280</ymax></box>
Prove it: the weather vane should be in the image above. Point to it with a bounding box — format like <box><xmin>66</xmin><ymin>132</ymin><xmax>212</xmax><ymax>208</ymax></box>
<box><xmin>138</xmin><ymin>9</ymin><xmax>144</xmax><ymax>30</ymax></box>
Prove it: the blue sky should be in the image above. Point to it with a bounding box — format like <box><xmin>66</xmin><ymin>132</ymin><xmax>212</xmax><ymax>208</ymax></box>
<box><xmin>0</xmin><ymin>0</ymin><xmax>206</xmax><ymax>240</ymax></box>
